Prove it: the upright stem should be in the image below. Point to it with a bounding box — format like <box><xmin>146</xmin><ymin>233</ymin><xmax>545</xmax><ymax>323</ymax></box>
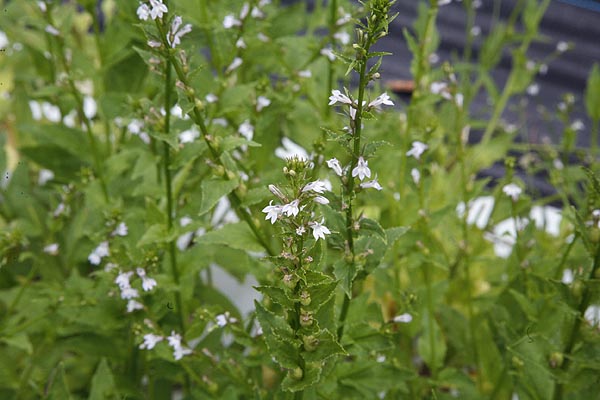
<box><xmin>326</xmin><ymin>0</ymin><xmax>338</xmax><ymax>117</ymax></box>
<box><xmin>552</xmin><ymin>242</ymin><xmax>600</xmax><ymax>400</ymax></box>
<box><xmin>163</xmin><ymin>59</ymin><xmax>185</xmax><ymax>333</ymax></box>
<box><xmin>591</xmin><ymin>119</ymin><xmax>599</xmax><ymax>161</ymax></box>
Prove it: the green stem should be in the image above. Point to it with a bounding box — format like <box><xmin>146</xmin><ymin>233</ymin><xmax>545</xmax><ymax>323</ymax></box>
<box><xmin>552</xmin><ymin>242</ymin><xmax>600</xmax><ymax>400</ymax></box>
<box><xmin>423</xmin><ymin>261</ymin><xmax>437</xmax><ymax>378</ymax></box>
<box><xmin>325</xmin><ymin>0</ymin><xmax>337</xmax><ymax>117</ymax></box>
<box><xmin>592</xmin><ymin>119</ymin><xmax>599</xmax><ymax>161</ymax></box>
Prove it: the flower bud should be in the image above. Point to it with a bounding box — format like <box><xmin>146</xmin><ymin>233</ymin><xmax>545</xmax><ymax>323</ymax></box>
<box><xmin>290</xmin><ymin>367</ymin><xmax>303</xmax><ymax>380</ymax></box>
<box><xmin>549</xmin><ymin>352</ymin><xmax>564</xmax><ymax>368</ymax></box>
<box><xmin>269</xmin><ymin>184</ymin><xmax>286</xmax><ymax>201</ymax></box>
<box><xmin>300</xmin><ymin>310</ymin><xmax>313</xmax><ymax>327</ymax></box>
<box><xmin>300</xmin><ymin>291</ymin><xmax>311</xmax><ymax>306</ymax></box>
<box><xmin>303</xmin><ymin>335</ymin><xmax>319</xmax><ymax>352</ymax></box>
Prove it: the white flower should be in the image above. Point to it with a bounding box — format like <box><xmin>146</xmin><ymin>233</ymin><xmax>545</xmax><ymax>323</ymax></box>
<box><xmin>216</xmin><ymin>312</ymin><xmax>237</xmax><ymax>327</ymax></box>
<box><xmin>352</xmin><ymin>157</ymin><xmax>371</xmax><ymax>181</ymax></box>
<box><xmin>226</xmin><ymin>57</ymin><xmax>243</xmax><ymax>73</ymax></box>
<box><xmin>38</xmin><ymin>169</ymin><xmax>54</xmax><ymax>185</ymax></box>
<box><xmin>503</xmin><ymin>183</ymin><xmax>522</xmax><ymax>201</ymax></box>
<box><xmin>167</xmin><ymin>331</ymin><xmax>183</xmax><ymax>347</ymax></box>
<box><xmin>236</xmin><ymin>37</ymin><xmax>247</xmax><ymax>49</ymax></box>
<box><xmin>438</xmin><ymin>0</ymin><xmax>451</xmax><ymax>5</ymax></box>
<box><xmin>140</xmin><ymin>333</ymin><xmax>163</xmax><ymax>350</ymax></box>
<box><xmin>561</xmin><ymin>269</ymin><xmax>574</xmax><ymax>285</ymax></box>
<box><xmin>45</xmin><ymin>25</ymin><xmax>60</xmax><ymax>36</ymax></box>
<box><xmin>173</xmin><ymin>346</ymin><xmax>192</xmax><ymax>360</ymax></box>
<box><xmin>115</xmin><ymin>271</ymin><xmax>133</xmax><ymax>290</ymax></box>
<box><xmin>257</xmin><ymin>32</ymin><xmax>269</xmax><ymax>42</ymax></box>
<box><xmin>308</xmin><ymin>219</ymin><xmax>331</xmax><ymax>241</ymax></box>
<box><xmin>53</xmin><ymin>202</ymin><xmax>65</xmax><ymax>217</ymax></box>
<box><xmin>37</xmin><ymin>2</ymin><xmax>47</xmax><ymax>12</ymax></box>
<box><xmin>167</xmin><ymin>16</ymin><xmax>192</xmax><ymax>48</ymax></box>
<box><xmin>178</xmin><ymin>126</ymin><xmax>200</xmax><ymax>144</ymax></box>
<box><xmin>302</xmin><ymin>180</ymin><xmax>328</xmax><ymax>194</ymax></box>
<box><xmin>571</xmin><ymin>120</ymin><xmax>584</xmax><ymax>131</ymax></box>
<box><xmin>41</xmin><ymin>102</ymin><xmax>61</xmax><ymax>122</ymax></box>
<box><xmin>369</xmin><ymin>93</ymin><xmax>394</xmax><ymax>107</ymax></box>
<box><xmin>205</xmin><ymin>93</ymin><xmax>218</xmax><ymax>103</ymax></box>
<box><xmin>126</xmin><ymin>300</ymin><xmax>144</xmax><ymax>313</ymax></box>
<box><xmin>142</xmin><ymin>276</ymin><xmax>157</xmax><ymax>291</ymax></box>
<box><xmin>406</xmin><ymin>141</ymin><xmax>428</xmax><ymax>160</ymax></box>
<box><xmin>127</xmin><ymin>119</ymin><xmax>143</xmax><ymax>134</ymax></box>
<box><xmin>470</xmin><ymin>26</ymin><xmax>481</xmax><ymax>36</ymax></box>
<box><xmin>121</xmin><ymin>287</ymin><xmax>140</xmax><ymax>300</ymax></box>
<box><xmin>336</xmin><ymin>12</ymin><xmax>352</xmax><ymax>25</ymax></box>
<box><xmin>238</xmin><ymin>120</ymin><xmax>254</xmax><ymax>140</ymax></box>
<box><xmin>556</xmin><ymin>41</ymin><xmax>569</xmax><ymax>53</ymax></box>
<box><xmin>296</xmin><ymin>226</ymin><xmax>306</xmax><ymax>236</ymax></box>
<box><xmin>149</xmin><ymin>0</ymin><xmax>168</xmax><ymax>20</ymax></box>
<box><xmin>527</xmin><ymin>83</ymin><xmax>539</xmax><ymax>96</ymax></box>
<box><xmin>147</xmin><ymin>39</ymin><xmax>161</xmax><ymax>48</ymax></box>
<box><xmin>275</xmin><ymin>137</ymin><xmax>309</xmax><ymax>160</ymax></box>
<box><xmin>328</xmin><ymin>89</ymin><xmax>352</xmax><ymax>105</ymax></box>
<box><xmin>314</xmin><ymin>196</ymin><xmax>330</xmax><ymax>205</ymax></box>
<box><xmin>282</xmin><ymin>199</ymin><xmax>300</xmax><ymax>217</ymax></box>
<box><xmin>326</xmin><ymin>158</ymin><xmax>343</xmax><ymax>176</ymax></box>
<box><xmin>298</xmin><ymin>70</ymin><xmax>312</xmax><ymax>78</ymax></box>
<box><xmin>167</xmin><ymin>331</ymin><xmax>192</xmax><ymax>360</ymax></box>
<box><xmin>43</xmin><ymin>243</ymin><xmax>59</xmax><ymax>255</ymax></box>
<box><xmin>251</xmin><ymin>6</ymin><xmax>264</xmax><ymax>18</ymax></box>
<box><xmin>88</xmin><ymin>241</ymin><xmax>109</xmax><ymax>265</ymax></box>
<box><xmin>262</xmin><ymin>201</ymin><xmax>282</xmax><ymax>224</ymax></box>
<box><xmin>393</xmin><ymin>313</ymin><xmax>413</xmax><ymax>323</ymax></box>
<box><xmin>360</xmin><ymin>177</ymin><xmax>383</xmax><ymax>191</ymax></box>
<box><xmin>239</xmin><ymin>3</ymin><xmax>250</xmax><ymax>19</ymax></box>
<box><xmin>256</xmin><ymin>96</ymin><xmax>271</xmax><ymax>111</ymax></box>
<box><xmin>411</xmin><ymin>168</ymin><xmax>420</xmax><ymax>185</ymax></box>
<box><xmin>585</xmin><ymin>305</ymin><xmax>600</xmax><ymax>326</ymax></box>
<box><xmin>112</xmin><ymin>222</ymin><xmax>128</xmax><ymax>237</ymax></box>
<box><xmin>223</xmin><ymin>14</ymin><xmax>241</xmax><ymax>29</ymax></box>
<box><xmin>320</xmin><ymin>47</ymin><xmax>336</xmax><ymax>61</ymax></box>
<box><xmin>334</xmin><ymin>31</ymin><xmax>350</xmax><ymax>45</ymax></box>
<box><xmin>137</xmin><ymin>3</ymin><xmax>150</xmax><ymax>20</ymax></box>
<box><xmin>29</xmin><ymin>101</ymin><xmax>42</xmax><ymax>120</ymax></box>
<box><xmin>455</xmin><ymin>93</ymin><xmax>464</xmax><ymax>108</ymax></box>
<box><xmin>430</xmin><ymin>81</ymin><xmax>448</xmax><ymax>95</ymax></box>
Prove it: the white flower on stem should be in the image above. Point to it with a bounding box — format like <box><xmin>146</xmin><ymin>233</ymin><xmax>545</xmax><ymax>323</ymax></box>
<box><xmin>503</xmin><ymin>183</ymin><xmax>522</xmax><ymax>201</ymax></box>
<box><xmin>121</xmin><ymin>287</ymin><xmax>140</xmax><ymax>300</ymax></box>
<box><xmin>235</xmin><ymin>37</ymin><xmax>247</xmax><ymax>49</ymax></box>
<box><xmin>53</xmin><ymin>202</ymin><xmax>65</xmax><ymax>217</ymax></box>
<box><xmin>256</xmin><ymin>96</ymin><xmax>271</xmax><ymax>111</ymax></box>
<box><xmin>393</xmin><ymin>313</ymin><xmax>413</xmax><ymax>323</ymax></box>
<box><xmin>223</xmin><ymin>14</ymin><xmax>241</xmax><ymax>29</ymax></box>
<box><xmin>142</xmin><ymin>276</ymin><xmax>157</xmax><ymax>291</ymax></box>
<box><xmin>571</xmin><ymin>120</ymin><xmax>584</xmax><ymax>131</ymax></box>
<box><xmin>257</xmin><ymin>32</ymin><xmax>269</xmax><ymax>42</ymax></box>
<box><xmin>296</xmin><ymin>226</ymin><xmax>306</xmax><ymax>236</ymax></box>
<box><xmin>205</xmin><ymin>93</ymin><xmax>218</xmax><ymax>103</ymax></box>
<box><xmin>556</xmin><ymin>41</ymin><xmax>569</xmax><ymax>53</ymax></box>
<box><xmin>239</xmin><ymin>3</ymin><xmax>250</xmax><ymax>19</ymax></box>
<box><xmin>173</xmin><ymin>346</ymin><xmax>192</xmax><ymax>360</ymax></box>
<box><xmin>275</xmin><ymin>137</ymin><xmax>309</xmax><ymax>160</ymax></box>
<box><xmin>585</xmin><ymin>305</ymin><xmax>600</xmax><ymax>326</ymax></box>
<box><xmin>455</xmin><ymin>93</ymin><xmax>464</xmax><ymax>108</ymax></box>
<box><xmin>369</xmin><ymin>93</ymin><xmax>394</xmax><ymax>107</ymax></box>
<box><xmin>38</xmin><ymin>169</ymin><xmax>54</xmax><ymax>185</ymax></box>
<box><xmin>238</xmin><ymin>120</ymin><xmax>254</xmax><ymax>140</ymax></box>
<box><xmin>45</xmin><ymin>25</ymin><xmax>60</xmax><ymax>36</ymax></box>
<box><xmin>527</xmin><ymin>83</ymin><xmax>539</xmax><ymax>96</ymax></box>
<box><xmin>216</xmin><ymin>311</ymin><xmax>238</xmax><ymax>327</ymax></box>
<box><xmin>298</xmin><ymin>70</ymin><xmax>312</xmax><ymax>78</ymax></box>
<box><xmin>282</xmin><ymin>199</ymin><xmax>300</xmax><ymax>218</ymax></box>
<box><xmin>139</xmin><ymin>333</ymin><xmax>163</xmax><ymax>350</ymax></box>
<box><xmin>115</xmin><ymin>271</ymin><xmax>134</xmax><ymax>290</ymax></box>
<box><xmin>411</xmin><ymin>168</ymin><xmax>421</xmax><ymax>185</ymax></box>
<box><xmin>320</xmin><ymin>47</ymin><xmax>336</xmax><ymax>61</ymax></box>
<box><xmin>147</xmin><ymin>39</ymin><xmax>161</xmax><ymax>48</ymax></box>
<box><xmin>88</xmin><ymin>241</ymin><xmax>109</xmax><ymax>265</ymax></box>
<box><xmin>470</xmin><ymin>26</ymin><xmax>481</xmax><ymax>36</ymax></box>
<box><xmin>326</xmin><ymin>158</ymin><xmax>343</xmax><ymax>176</ymax></box>
<box><xmin>314</xmin><ymin>196</ymin><xmax>330</xmax><ymax>205</ymax></box>
<box><xmin>334</xmin><ymin>31</ymin><xmax>350</xmax><ymax>45</ymax></box>
<box><xmin>406</xmin><ymin>141</ymin><xmax>428</xmax><ymax>160</ymax></box>
<box><xmin>167</xmin><ymin>16</ymin><xmax>192</xmax><ymax>48</ymax></box>
<box><xmin>561</xmin><ymin>269</ymin><xmax>574</xmax><ymax>285</ymax></box>
<box><xmin>328</xmin><ymin>89</ymin><xmax>352</xmax><ymax>105</ymax></box>
<box><xmin>137</xmin><ymin>3</ymin><xmax>151</xmax><ymax>20</ymax></box>
<box><xmin>336</xmin><ymin>13</ymin><xmax>351</xmax><ymax>26</ymax></box>
<box><xmin>309</xmin><ymin>219</ymin><xmax>331</xmax><ymax>241</ymax></box>
<box><xmin>352</xmin><ymin>157</ymin><xmax>371</xmax><ymax>181</ymax></box>
<box><xmin>149</xmin><ymin>0</ymin><xmax>168</xmax><ymax>20</ymax></box>
<box><xmin>226</xmin><ymin>57</ymin><xmax>243</xmax><ymax>73</ymax></box>
<box><xmin>112</xmin><ymin>222</ymin><xmax>128</xmax><ymax>237</ymax></box>
<box><xmin>302</xmin><ymin>180</ymin><xmax>328</xmax><ymax>194</ymax></box>
<box><xmin>262</xmin><ymin>201</ymin><xmax>282</xmax><ymax>224</ymax></box>
<box><xmin>251</xmin><ymin>6</ymin><xmax>265</xmax><ymax>18</ymax></box>
<box><xmin>41</xmin><ymin>102</ymin><xmax>61</xmax><ymax>122</ymax></box>
<box><xmin>127</xmin><ymin>300</ymin><xmax>144</xmax><ymax>313</ymax></box>
<box><xmin>38</xmin><ymin>2</ymin><xmax>47</xmax><ymax>12</ymax></box>
<box><xmin>43</xmin><ymin>243</ymin><xmax>59</xmax><ymax>255</ymax></box>
<box><xmin>360</xmin><ymin>177</ymin><xmax>383</xmax><ymax>191</ymax></box>
<box><xmin>29</xmin><ymin>101</ymin><xmax>42</xmax><ymax>120</ymax></box>
<box><xmin>167</xmin><ymin>331</ymin><xmax>192</xmax><ymax>360</ymax></box>
<box><xmin>430</xmin><ymin>81</ymin><xmax>448</xmax><ymax>95</ymax></box>
<box><xmin>178</xmin><ymin>126</ymin><xmax>200</xmax><ymax>144</ymax></box>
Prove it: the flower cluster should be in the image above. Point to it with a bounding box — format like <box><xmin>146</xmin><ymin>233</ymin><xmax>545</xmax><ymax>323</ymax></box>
<box><xmin>328</xmin><ymin>89</ymin><xmax>394</xmax><ymax>120</ymax></box>
<box><xmin>137</xmin><ymin>0</ymin><xmax>168</xmax><ymax>21</ymax></box>
<box><xmin>114</xmin><ymin>268</ymin><xmax>157</xmax><ymax>313</ymax></box>
<box><xmin>139</xmin><ymin>330</ymin><xmax>192</xmax><ymax>360</ymax></box>
<box><xmin>326</xmin><ymin>156</ymin><xmax>383</xmax><ymax>191</ymax></box>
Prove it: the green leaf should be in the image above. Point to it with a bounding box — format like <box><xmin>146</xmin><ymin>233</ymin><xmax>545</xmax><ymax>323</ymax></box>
<box><xmin>256</xmin><ymin>286</ymin><xmax>295</xmax><ymax>309</ymax></box>
<box><xmin>89</xmin><ymin>358</ymin><xmax>116</xmax><ymax>400</ymax></box>
<box><xmin>304</xmin><ymin>281</ymin><xmax>338</xmax><ymax>313</ymax></box>
<box><xmin>386</xmin><ymin>226</ymin><xmax>410</xmax><ymax>245</ymax></box>
<box><xmin>198</xmin><ymin>179</ymin><xmax>239</xmax><ymax>217</ymax></box>
<box><xmin>281</xmin><ymin>362</ymin><xmax>322</xmax><ymax>392</ymax></box>
<box><xmin>302</xmin><ymin>329</ymin><xmax>346</xmax><ymax>363</ymax></box>
<box><xmin>137</xmin><ymin>224</ymin><xmax>177</xmax><ymax>247</ymax></box>
<box><xmin>0</xmin><ymin>333</ymin><xmax>33</xmax><ymax>354</ymax></box>
<box><xmin>585</xmin><ymin>63</ymin><xmax>600</xmax><ymax>122</ymax></box>
<box><xmin>359</xmin><ymin>218</ymin><xmax>386</xmax><ymax>241</ymax></box>
<box><xmin>255</xmin><ymin>302</ymin><xmax>300</xmax><ymax>369</ymax></box>
<box><xmin>46</xmin><ymin>363</ymin><xmax>72</xmax><ymax>400</ymax></box>
<box><xmin>195</xmin><ymin>222</ymin><xmax>265</xmax><ymax>253</ymax></box>
<box><xmin>220</xmin><ymin>137</ymin><xmax>262</xmax><ymax>152</ymax></box>
<box><xmin>417</xmin><ymin>312</ymin><xmax>447</xmax><ymax>371</ymax></box>
<box><xmin>334</xmin><ymin>259</ymin><xmax>358</xmax><ymax>298</ymax></box>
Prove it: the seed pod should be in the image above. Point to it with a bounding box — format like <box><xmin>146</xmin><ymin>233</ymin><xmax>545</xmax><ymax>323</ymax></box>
<box><xmin>300</xmin><ymin>291</ymin><xmax>311</xmax><ymax>306</ymax></box>
<box><xmin>290</xmin><ymin>367</ymin><xmax>303</xmax><ymax>380</ymax></box>
<box><xmin>300</xmin><ymin>310</ymin><xmax>313</xmax><ymax>327</ymax></box>
<box><xmin>303</xmin><ymin>335</ymin><xmax>319</xmax><ymax>352</ymax></box>
<box><xmin>549</xmin><ymin>352</ymin><xmax>564</xmax><ymax>368</ymax></box>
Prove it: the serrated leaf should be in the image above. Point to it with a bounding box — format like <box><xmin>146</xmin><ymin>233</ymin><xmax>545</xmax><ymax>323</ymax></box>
<box><xmin>256</xmin><ymin>286</ymin><xmax>295</xmax><ymax>309</ymax></box>
<box><xmin>255</xmin><ymin>302</ymin><xmax>300</xmax><ymax>370</ymax></box>
<box><xmin>302</xmin><ymin>329</ymin><xmax>346</xmax><ymax>363</ymax></box>
<box><xmin>281</xmin><ymin>362</ymin><xmax>322</xmax><ymax>392</ymax></box>
<box><xmin>195</xmin><ymin>222</ymin><xmax>265</xmax><ymax>252</ymax></box>
<box><xmin>46</xmin><ymin>363</ymin><xmax>72</xmax><ymax>400</ymax></box>
<box><xmin>220</xmin><ymin>137</ymin><xmax>262</xmax><ymax>152</ymax></box>
<box><xmin>359</xmin><ymin>218</ymin><xmax>386</xmax><ymax>241</ymax></box>
<box><xmin>255</xmin><ymin>301</ymin><xmax>295</xmax><ymax>342</ymax></box>
<box><xmin>386</xmin><ymin>226</ymin><xmax>410</xmax><ymax>245</ymax></box>
<box><xmin>89</xmin><ymin>358</ymin><xmax>116</xmax><ymax>400</ymax></box>
<box><xmin>137</xmin><ymin>224</ymin><xmax>176</xmax><ymax>247</ymax></box>
<box><xmin>304</xmin><ymin>281</ymin><xmax>338</xmax><ymax>313</ymax></box>
<box><xmin>198</xmin><ymin>179</ymin><xmax>239</xmax><ymax>217</ymax></box>
<box><xmin>334</xmin><ymin>259</ymin><xmax>358</xmax><ymax>298</ymax></box>
<box><xmin>363</xmin><ymin>140</ymin><xmax>391</xmax><ymax>158</ymax></box>
<box><xmin>355</xmin><ymin>235</ymin><xmax>388</xmax><ymax>274</ymax></box>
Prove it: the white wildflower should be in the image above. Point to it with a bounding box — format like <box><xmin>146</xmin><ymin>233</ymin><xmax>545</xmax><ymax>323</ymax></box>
<box><xmin>88</xmin><ymin>241</ymin><xmax>109</xmax><ymax>265</ymax></box>
<box><xmin>526</xmin><ymin>83</ymin><xmax>539</xmax><ymax>96</ymax></box>
<box><xmin>238</xmin><ymin>120</ymin><xmax>254</xmax><ymax>140</ymax></box>
<box><xmin>178</xmin><ymin>126</ymin><xmax>200</xmax><ymax>144</ymax></box>
<box><xmin>262</xmin><ymin>201</ymin><xmax>282</xmax><ymax>224</ymax></box>
<box><xmin>115</xmin><ymin>271</ymin><xmax>134</xmax><ymax>290</ymax></box>
<box><xmin>302</xmin><ymin>180</ymin><xmax>328</xmax><ymax>194</ymax></box>
<box><xmin>45</xmin><ymin>25</ymin><xmax>60</xmax><ymax>36</ymax></box>
<box><xmin>360</xmin><ymin>177</ymin><xmax>383</xmax><ymax>191</ymax></box>
<box><xmin>137</xmin><ymin>3</ymin><xmax>150</xmax><ymax>20</ymax></box>
<box><xmin>38</xmin><ymin>2</ymin><xmax>47</xmax><ymax>12</ymax></box>
<box><xmin>121</xmin><ymin>287</ymin><xmax>140</xmax><ymax>300</ymax></box>
<box><xmin>320</xmin><ymin>47</ymin><xmax>336</xmax><ymax>61</ymax></box>
<box><xmin>38</xmin><ymin>169</ymin><xmax>54</xmax><ymax>185</ymax></box>
<box><xmin>585</xmin><ymin>305</ymin><xmax>600</xmax><ymax>326</ymax></box>
<box><xmin>314</xmin><ymin>196</ymin><xmax>330</xmax><ymax>205</ymax></box>
<box><xmin>411</xmin><ymin>168</ymin><xmax>421</xmax><ymax>185</ymax></box>
<box><xmin>251</xmin><ymin>6</ymin><xmax>264</xmax><ymax>18</ymax></box>
<box><xmin>226</xmin><ymin>57</ymin><xmax>243</xmax><ymax>73</ymax></box>
<box><xmin>112</xmin><ymin>222</ymin><xmax>128</xmax><ymax>237</ymax></box>
<box><xmin>236</xmin><ymin>37</ymin><xmax>247</xmax><ymax>49</ymax></box>
<box><xmin>127</xmin><ymin>300</ymin><xmax>144</xmax><ymax>313</ymax></box>
<box><xmin>223</xmin><ymin>14</ymin><xmax>241</xmax><ymax>29</ymax></box>
<box><xmin>29</xmin><ymin>101</ymin><xmax>42</xmax><ymax>120</ymax></box>
<box><xmin>369</xmin><ymin>93</ymin><xmax>394</xmax><ymax>107</ymax></box>
<box><xmin>41</xmin><ymin>102</ymin><xmax>61</xmax><ymax>122</ymax></box>
<box><xmin>149</xmin><ymin>0</ymin><xmax>168</xmax><ymax>20</ymax></box>
<box><xmin>352</xmin><ymin>157</ymin><xmax>371</xmax><ymax>181</ymax></box>
<box><xmin>393</xmin><ymin>313</ymin><xmax>413</xmax><ymax>323</ymax></box>
<box><xmin>561</xmin><ymin>269</ymin><xmax>574</xmax><ymax>285</ymax></box>
<box><xmin>470</xmin><ymin>26</ymin><xmax>481</xmax><ymax>36</ymax></box>
<box><xmin>139</xmin><ymin>333</ymin><xmax>163</xmax><ymax>350</ymax></box>
<box><xmin>43</xmin><ymin>243</ymin><xmax>59</xmax><ymax>255</ymax></box>
<box><xmin>205</xmin><ymin>93</ymin><xmax>218</xmax><ymax>103</ymax></box>
<box><xmin>328</xmin><ymin>89</ymin><xmax>352</xmax><ymax>105</ymax></box>
<box><xmin>142</xmin><ymin>276</ymin><xmax>157</xmax><ymax>291</ymax></box>
<box><xmin>275</xmin><ymin>137</ymin><xmax>309</xmax><ymax>160</ymax></box>
<box><xmin>296</xmin><ymin>226</ymin><xmax>306</xmax><ymax>236</ymax></box>
<box><xmin>327</xmin><ymin>158</ymin><xmax>343</xmax><ymax>176</ymax></box>
<box><xmin>308</xmin><ymin>219</ymin><xmax>331</xmax><ymax>241</ymax></box>
<box><xmin>298</xmin><ymin>70</ymin><xmax>312</xmax><ymax>78</ymax></box>
<box><xmin>256</xmin><ymin>96</ymin><xmax>271</xmax><ymax>111</ymax></box>
<box><xmin>147</xmin><ymin>39</ymin><xmax>161</xmax><ymax>48</ymax></box>
<box><xmin>503</xmin><ymin>183</ymin><xmax>522</xmax><ymax>201</ymax></box>
<box><xmin>571</xmin><ymin>120</ymin><xmax>584</xmax><ymax>131</ymax></box>
<box><xmin>282</xmin><ymin>199</ymin><xmax>300</xmax><ymax>218</ymax></box>
<box><xmin>216</xmin><ymin>311</ymin><xmax>238</xmax><ymax>327</ymax></box>
<box><xmin>167</xmin><ymin>16</ymin><xmax>192</xmax><ymax>48</ymax></box>
<box><xmin>334</xmin><ymin>31</ymin><xmax>350</xmax><ymax>45</ymax></box>
<box><xmin>257</xmin><ymin>32</ymin><xmax>269</xmax><ymax>42</ymax></box>
<box><xmin>239</xmin><ymin>3</ymin><xmax>250</xmax><ymax>19</ymax></box>
<box><xmin>406</xmin><ymin>141</ymin><xmax>428</xmax><ymax>160</ymax></box>
<box><xmin>556</xmin><ymin>41</ymin><xmax>569</xmax><ymax>53</ymax></box>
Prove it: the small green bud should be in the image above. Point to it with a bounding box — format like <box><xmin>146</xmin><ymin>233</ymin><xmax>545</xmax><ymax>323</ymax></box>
<box><xmin>549</xmin><ymin>352</ymin><xmax>564</xmax><ymax>368</ymax></box>
<box><xmin>290</xmin><ymin>367</ymin><xmax>303</xmax><ymax>380</ymax></box>
<box><xmin>195</xmin><ymin>99</ymin><xmax>204</xmax><ymax>111</ymax></box>
<box><xmin>300</xmin><ymin>291</ymin><xmax>311</xmax><ymax>306</ymax></box>
<box><xmin>303</xmin><ymin>335</ymin><xmax>319</xmax><ymax>352</ymax></box>
<box><xmin>300</xmin><ymin>310</ymin><xmax>313</xmax><ymax>327</ymax></box>
<box><xmin>590</xmin><ymin>227</ymin><xmax>600</xmax><ymax>243</ymax></box>
<box><xmin>283</xmin><ymin>274</ymin><xmax>296</xmax><ymax>289</ymax></box>
<box><xmin>511</xmin><ymin>355</ymin><xmax>524</xmax><ymax>369</ymax></box>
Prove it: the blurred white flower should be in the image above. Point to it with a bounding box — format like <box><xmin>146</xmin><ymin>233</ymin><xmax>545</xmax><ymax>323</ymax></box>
<box><xmin>139</xmin><ymin>333</ymin><xmax>163</xmax><ymax>350</ymax></box>
<box><xmin>216</xmin><ymin>311</ymin><xmax>238</xmax><ymax>327</ymax></box>
<box><xmin>556</xmin><ymin>41</ymin><xmax>569</xmax><ymax>53</ymax></box>
<box><xmin>205</xmin><ymin>93</ymin><xmax>218</xmax><ymax>103</ymax></box>
<box><xmin>309</xmin><ymin>219</ymin><xmax>331</xmax><ymax>241</ymax></box>
<box><xmin>167</xmin><ymin>331</ymin><xmax>192</xmax><ymax>360</ymax></box>
<box><xmin>88</xmin><ymin>241</ymin><xmax>109</xmax><ymax>265</ymax></box>
<box><xmin>329</xmin><ymin>89</ymin><xmax>352</xmax><ymax>105</ymax></box>
<box><xmin>585</xmin><ymin>305</ymin><xmax>600</xmax><ymax>326</ymax></box>
<box><xmin>121</xmin><ymin>287</ymin><xmax>140</xmax><ymax>300</ymax></box>
<box><xmin>298</xmin><ymin>70</ymin><xmax>312</xmax><ymax>78</ymax></box>
<box><xmin>29</xmin><ymin>101</ymin><xmax>43</xmax><ymax>120</ymax></box>
<box><xmin>327</xmin><ymin>158</ymin><xmax>343</xmax><ymax>176</ymax></box>
<box><xmin>41</xmin><ymin>102</ymin><xmax>61</xmax><ymax>122</ymax></box>
<box><xmin>571</xmin><ymin>120</ymin><xmax>584</xmax><ymax>131</ymax></box>
<box><xmin>127</xmin><ymin>300</ymin><xmax>144</xmax><ymax>313</ymax></box>
<box><xmin>320</xmin><ymin>47</ymin><xmax>336</xmax><ymax>61</ymax></box>
<box><xmin>302</xmin><ymin>180</ymin><xmax>328</xmax><ymax>194</ymax></box>
<box><xmin>38</xmin><ymin>169</ymin><xmax>54</xmax><ymax>185</ymax></box>
<box><xmin>251</xmin><ymin>6</ymin><xmax>265</xmax><ymax>18</ymax></box>
<box><xmin>314</xmin><ymin>195</ymin><xmax>330</xmax><ymax>205</ymax></box>
<box><xmin>0</xmin><ymin>31</ymin><xmax>8</xmax><ymax>49</ymax></box>
<box><xmin>275</xmin><ymin>137</ymin><xmax>309</xmax><ymax>160</ymax></box>
<box><xmin>149</xmin><ymin>0</ymin><xmax>168</xmax><ymax>20</ymax></box>
<box><xmin>360</xmin><ymin>177</ymin><xmax>383</xmax><ymax>191</ymax></box>
<box><xmin>112</xmin><ymin>222</ymin><xmax>128</xmax><ymax>237</ymax></box>
<box><xmin>45</xmin><ymin>25</ymin><xmax>60</xmax><ymax>36</ymax></box>
<box><xmin>236</xmin><ymin>37</ymin><xmax>247</xmax><ymax>49</ymax></box>
<box><xmin>527</xmin><ymin>83</ymin><xmax>539</xmax><ymax>96</ymax></box>
<box><xmin>179</xmin><ymin>126</ymin><xmax>200</xmax><ymax>144</ymax></box>
<box><xmin>226</xmin><ymin>57</ymin><xmax>243</xmax><ymax>73</ymax></box>
<box><xmin>223</xmin><ymin>14</ymin><xmax>241</xmax><ymax>29</ymax></box>
<box><xmin>262</xmin><ymin>201</ymin><xmax>282</xmax><ymax>224</ymax></box>
<box><xmin>115</xmin><ymin>271</ymin><xmax>133</xmax><ymax>290</ymax></box>
<box><xmin>369</xmin><ymin>93</ymin><xmax>394</xmax><ymax>107</ymax></box>
<box><xmin>561</xmin><ymin>269</ymin><xmax>574</xmax><ymax>285</ymax></box>
<box><xmin>257</xmin><ymin>32</ymin><xmax>269</xmax><ymax>42</ymax></box>
<box><xmin>43</xmin><ymin>243</ymin><xmax>59</xmax><ymax>256</ymax></box>
<box><xmin>503</xmin><ymin>183</ymin><xmax>522</xmax><ymax>201</ymax></box>
<box><xmin>167</xmin><ymin>16</ymin><xmax>192</xmax><ymax>48</ymax></box>
<box><xmin>411</xmin><ymin>168</ymin><xmax>420</xmax><ymax>185</ymax></box>
<box><xmin>393</xmin><ymin>313</ymin><xmax>413</xmax><ymax>323</ymax></box>
<box><xmin>282</xmin><ymin>199</ymin><xmax>300</xmax><ymax>217</ymax></box>
<box><xmin>238</xmin><ymin>120</ymin><xmax>254</xmax><ymax>140</ymax></box>
<box><xmin>256</xmin><ymin>96</ymin><xmax>271</xmax><ymax>111</ymax></box>
<box><xmin>137</xmin><ymin>3</ymin><xmax>150</xmax><ymax>20</ymax></box>
<box><xmin>406</xmin><ymin>141</ymin><xmax>428</xmax><ymax>160</ymax></box>
<box><xmin>334</xmin><ymin>31</ymin><xmax>350</xmax><ymax>45</ymax></box>
<box><xmin>296</xmin><ymin>226</ymin><xmax>306</xmax><ymax>235</ymax></box>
